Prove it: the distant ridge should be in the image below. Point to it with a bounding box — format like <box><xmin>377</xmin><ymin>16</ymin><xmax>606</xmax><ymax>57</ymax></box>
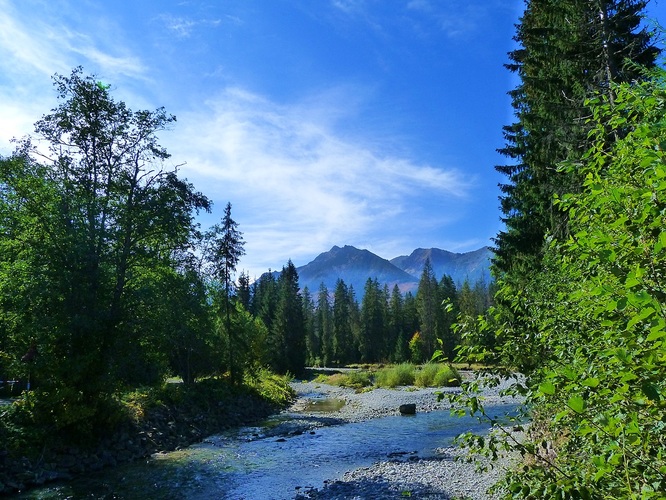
<box><xmin>297</xmin><ymin>245</ymin><xmax>418</xmax><ymax>296</ymax></box>
<box><xmin>283</xmin><ymin>245</ymin><xmax>492</xmax><ymax>298</ymax></box>
<box><xmin>390</xmin><ymin>246</ymin><xmax>493</xmax><ymax>286</ymax></box>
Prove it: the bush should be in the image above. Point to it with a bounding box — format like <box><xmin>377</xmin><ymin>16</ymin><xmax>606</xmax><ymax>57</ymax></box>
<box><xmin>246</xmin><ymin>369</ymin><xmax>294</xmax><ymax>407</ymax></box>
<box><xmin>316</xmin><ymin>370</ymin><xmax>373</xmax><ymax>389</ymax></box>
<box><xmin>415</xmin><ymin>363</ymin><xmax>461</xmax><ymax>387</ymax></box>
<box><xmin>375</xmin><ymin>363</ymin><xmax>415</xmax><ymax>388</ymax></box>
<box><xmin>433</xmin><ymin>365</ymin><xmax>461</xmax><ymax>387</ymax></box>
<box><xmin>414</xmin><ymin>363</ymin><xmax>439</xmax><ymax>387</ymax></box>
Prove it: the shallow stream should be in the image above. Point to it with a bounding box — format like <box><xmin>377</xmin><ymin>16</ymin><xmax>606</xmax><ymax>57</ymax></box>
<box><xmin>20</xmin><ymin>400</ymin><xmax>517</xmax><ymax>499</ymax></box>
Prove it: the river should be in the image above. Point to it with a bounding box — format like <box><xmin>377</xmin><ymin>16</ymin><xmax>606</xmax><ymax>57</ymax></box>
<box><xmin>19</xmin><ymin>400</ymin><xmax>518</xmax><ymax>499</ymax></box>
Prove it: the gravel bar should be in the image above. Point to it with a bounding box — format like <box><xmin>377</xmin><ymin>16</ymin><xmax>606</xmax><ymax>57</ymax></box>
<box><xmin>288</xmin><ymin>374</ymin><xmax>522</xmax><ymax>499</ymax></box>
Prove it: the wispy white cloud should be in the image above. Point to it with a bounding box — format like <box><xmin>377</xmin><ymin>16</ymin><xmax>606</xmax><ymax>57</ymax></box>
<box><xmin>0</xmin><ymin>0</ymin><xmax>70</xmax><ymax>78</ymax></box>
<box><xmin>0</xmin><ymin>0</ymin><xmax>148</xmax><ymax>151</ymax></box>
<box><xmin>407</xmin><ymin>0</ymin><xmax>482</xmax><ymax>38</ymax></box>
<box><xmin>0</xmin><ymin>0</ymin><xmax>146</xmax><ymax>80</ymax></box>
<box><xmin>158</xmin><ymin>14</ymin><xmax>229</xmax><ymax>38</ymax></box>
<box><xmin>169</xmin><ymin>86</ymin><xmax>472</xmax><ymax>277</ymax></box>
<box><xmin>406</xmin><ymin>0</ymin><xmax>506</xmax><ymax>38</ymax></box>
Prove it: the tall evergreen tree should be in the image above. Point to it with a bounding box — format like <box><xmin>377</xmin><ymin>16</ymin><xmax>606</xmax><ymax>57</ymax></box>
<box><xmin>301</xmin><ymin>286</ymin><xmax>317</xmax><ymax>366</ymax></box>
<box><xmin>332</xmin><ymin>279</ymin><xmax>355</xmax><ymax>365</ymax></box>
<box><xmin>359</xmin><ymin>278</ymin><xmax>387</xmax><ymax>362</ymax></box>
<box><xmin>494</xmin><ymin>0</ymin><xmax>659</xmax><ymax>277</ymax></box>
<box><xmin>236</xmin><ymin>270</ymin><xmax>251</xmax><ymax>311</ymax></box>
<box><xmin>268</xmin><ymin>261</ymin><xmax>305</xmax><ymax>376</ymax></box>
<box><xmin>252</xmin><ymin>270</ymin><xmax>277</xmax><ymax>332</ymax></box>
<box><xmin>438</xmin><ymin>275</ymin><xmax>458</xmax><ymax>360</ymax></box>
<box><xmin>397</xmin><ymin>292</ymin><xmax>419</xmax><ymax>362</ymax></box>
<box><xmin>415</xmin><ymin>259</ymin><xmax>440</xmax><ymax>361</ymax></box>
<box><xmin>388</xmin><ymin>284</ymin><xmax>404</xmax><ymax>362</ymax></box>
<box><xmin>316</xmin><ymin>283</ymin><xmax>333</xmax><ymax>366</ymax></box>
<box><xmin>204</xmin><ymin>202</ymin><xmax>245</xmax><ymax>383</ymax></box>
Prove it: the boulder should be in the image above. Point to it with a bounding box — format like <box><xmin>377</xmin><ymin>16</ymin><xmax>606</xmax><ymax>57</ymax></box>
<box><xmin>398</xmin><ymin>404</ymin><xmax>416</xmax><ymax>415</ymax></box>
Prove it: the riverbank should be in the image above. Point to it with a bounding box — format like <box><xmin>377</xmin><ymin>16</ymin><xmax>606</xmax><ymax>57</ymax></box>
<box><xmin>0</xmin><ymin>376</ymin><xmax>294</xmax><ymax>496</ymax></box>
<box><xmin>286</xmin><ymin>373</ymin><xmax>523</xmax><ymax>499</ymax></box>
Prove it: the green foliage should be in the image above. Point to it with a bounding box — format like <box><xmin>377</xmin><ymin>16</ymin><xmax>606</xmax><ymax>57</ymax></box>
<box><xmin>244</xmin><ymin>368</ymin><xmax>295</xmax><ymax>407</ymax></box>
<box><xmin>493</xmin><ymin>0</ymin><xmax>659</xmax><ymax>278</ymax></box>
<box><xmin>315</xmin><ymin>370</ymin><xmax>374</xmax><ymax>389</ymax></box>
<box><xmin>408</xmin><ymin>332</ymin><xmax>423</xmax><ymax>363</ymax></box>
<box><xmin>414</xmin><ymin>363</ymin><xmax>461</xmax><ymax>388</ymax></box>
<box><xmin>374</xmin><ymin>363</ymin><xmax>415</xmax><ymax>388</ymax></box>
<box><xmin>0</xmin><ymin>68</ymin><xmax>213</xmax><ymax>424</ymax></box>
<box><xmin>203</xmin><ymin>202</ymin><xmax>245</xmax><ymax>384</ymax></box>
<box><xmin>359</xmin><ymin>278</ymin><xmax>389</xmax><ymax>362</ymax></box>
<box><xmin>266</xmin><ymin>261</ymin><xmax>306</xmax><ymax>376</ymax></box>
<box><xmin>454</xmin><ymin>72</ymin><xmax>666</xmax><ymax>499</ymax></box>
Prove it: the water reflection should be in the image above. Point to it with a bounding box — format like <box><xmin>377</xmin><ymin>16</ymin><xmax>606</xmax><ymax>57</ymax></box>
<box><xmin>20</xmin><ymin>403</ymin><xmax>519</xmax><ymax>500</ymax></box>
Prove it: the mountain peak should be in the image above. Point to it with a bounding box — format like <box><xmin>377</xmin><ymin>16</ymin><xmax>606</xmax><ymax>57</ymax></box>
<box><xmin>295</xmin><ymin>245</ymin><xmax>492</xmax><ymax>298</ymax></box>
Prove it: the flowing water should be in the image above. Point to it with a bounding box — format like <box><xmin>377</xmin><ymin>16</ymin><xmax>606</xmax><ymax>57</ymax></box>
<box><xmin>20</xmin><ymin>402</ymin><xmax>518</xmax><ymax>500</ymax></box>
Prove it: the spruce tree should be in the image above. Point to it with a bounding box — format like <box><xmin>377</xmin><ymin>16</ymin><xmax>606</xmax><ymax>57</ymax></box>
<box><xmin>388</xmin><ymin>284</ymin><xmax>404</xmax><ymax>362</ymax></box>
<box><xmin>204</xmin><ymin>202</ymin><xmax>245</xmax><ymax>383</ymax></box>
<box><xmin>269</xmin><ymin>261</ymin><xmax>305</xmax><ymax>376</ymax></box>
<box><xmin>332</xmin><ymin>279</ymin><xmax>356</xmax><ymax>365</ymax></box>
<box><xmin>359</xmin><ymin>278</ymin><xmax>388</xmax><ymax>362</ymax></box>
<box><xmin>315</xmin><ymin>283</ymin><xmax>333</xmax><ymax>366</ymax></box>
<box><xmin>415</xmin><ymin>259</ymin><xmax>440</xmax><ymax>361</ymax></box>
<box><xmin>301</xmin><ymin>286</ymin><xmax>317</xmax><ymax>366</ymax></box>
<box><xmin>494</xmin><ymin>0</ymin><xmax>659</xmax><ymax>276</ymax></box>
<box><xmin>438</xmin><ymin>275</ymin><xmax>458</xmax><ymax>360</ymax></box>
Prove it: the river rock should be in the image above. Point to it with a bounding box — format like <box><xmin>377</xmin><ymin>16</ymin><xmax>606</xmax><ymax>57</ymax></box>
<box><xmin>398</xmin><ymin>403</ymin><xmax>416</xmax><ymax>415</ymax></box>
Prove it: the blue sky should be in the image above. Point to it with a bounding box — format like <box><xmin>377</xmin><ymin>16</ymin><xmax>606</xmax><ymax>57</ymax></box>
<box><xmin>1</xmin><ymin>0</ymin><xmax>665</xmax><ymax>279</ymax></box>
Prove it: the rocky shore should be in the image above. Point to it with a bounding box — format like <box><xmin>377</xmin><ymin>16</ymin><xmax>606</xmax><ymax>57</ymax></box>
<box><xmin>0</xmin><ymin>392</ymin><xmax>283</xmax><ymax>496</ymax></box>
<box><xmin>0</xmin><ymin>373</ymin><xmax>523</xmax><ymax>498</ymax></box>
<box><xmin>288</xmin><ymin>374</ymin><xmax>523</xmax><ymax>499</ymax></box>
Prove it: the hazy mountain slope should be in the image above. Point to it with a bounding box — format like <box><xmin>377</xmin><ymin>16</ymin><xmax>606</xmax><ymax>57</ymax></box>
<box><xmin>296</xmin><ymin>245</ymin><xmax>418</xmax><ymax>296</ymax></box>
<box><xmin>390</xmin><ymin>247</ymin><xmax>493</xmax><ymax>285</ymax></box>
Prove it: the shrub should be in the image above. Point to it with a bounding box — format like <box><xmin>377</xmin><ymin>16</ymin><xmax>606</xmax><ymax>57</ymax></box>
<box><xmin>433</xmin><ymin>365</ymin><xmax>461</xmax><ymax>387</ymax></box>
<box><xmin>414</xmin><ymin>363</ymin><xmax>439</xmax><ymax>387</ymax></box>
<box><xmin>415</xmin><ymin>363</ymin><xmax>462</xmax><ymax>387</ymax></box>
<box><xmin>375</xmin><ymin>363</ymin><xmax>415</xmax><ymax>388</ymax></box>
<box><xmin>246</xmin><ymin>369</ymin><xmax>294</xmax><ymax>407</ymax></box>
<box><xmin>316</xmin><ymin>371</ymin><xmax>373</xmax><ymax>389</ymax></box>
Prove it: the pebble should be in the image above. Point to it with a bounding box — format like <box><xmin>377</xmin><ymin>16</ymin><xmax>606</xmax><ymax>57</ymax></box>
<box><xmin>289</xmin><ymin>373</ymin><xmax>523</xmax><ymax>499</ymax></box>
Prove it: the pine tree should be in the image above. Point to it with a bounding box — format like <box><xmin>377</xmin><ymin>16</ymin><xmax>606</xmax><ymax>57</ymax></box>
<box><xmin>332</xmin><ymin>279</ymin><xmax>356</xmax><ymax>365</ymax></box>
<box><xmin>415</xmin><ymin>259</ymin><xmax>440</xmax><ymax>361</ymax></box>
<box><xmin>494</xmin><ymin>0</ymin><xmax>659</xmax><ymax>276</ymax></box>
<box><xmin>301</xmin><ymin>286</ymin><xmax>317</xmax><ymax>366</ymax></box>
<box><xmin>388</xmin><ymin>284</ymin><xmax>404</xmax><ymax>362</ymax></box>
<box><xmin>316</xmin><ymin>283</ymin><xmax>333</xmax><ymax>366</ymax></box>
<box><xmin>359</xmin><ymin>278</ymin><xmax>388</xmax><ymax>362</ymax></box>
<box><xmin>252</xmin><ymin>270</ymin><xmax>277</xmax><ymax>332</ymax></box>
<box><xmin>268</xmin><ymin>261</ymin><xmax>306</xmax><ymax>376</ymax></box>
<box><xmin>204</xmin><ymin>202</ymin><xmax>245</xmax><ymax>383</ymax></box>
<box><xmin>236</xmin><ymin>271</ymin><xmax>251</xmax><ymax>311</ymax></box>
<box><xmin>438</xmin><ymin>275</ymin><xmax>458</xmax><ymax>360</ymax></box>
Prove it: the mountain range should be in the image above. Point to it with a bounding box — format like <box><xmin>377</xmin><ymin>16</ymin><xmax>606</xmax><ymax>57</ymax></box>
<box><xmin>280</xmin><ymin>245</ymin><xmax>493</xmax><ymax>298</ymax></box>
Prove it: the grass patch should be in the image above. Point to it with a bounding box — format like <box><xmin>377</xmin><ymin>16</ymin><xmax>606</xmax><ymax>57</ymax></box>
<box><xmin>315</xmin><ymin>371</ymin><xmax>373</xmax><ymax>389</ymax></box>
<box><xmin>374</xmin><ymin>363</ymin><xmax>415</xmax><ymax>388</ymax></box>
<box><xmin>245</xmin><ymin>369</ymin><xmax>295</xmax><ymax>407</ymax></box>
<box><xmin>415</xmin><ymin>363</ymin><xmax>461</xmax><ymax>387</ymax></box>
<box><xmin>312</xmin><ymin>363</ymin><xmax>463</xmax><ymax>390</ymax></box>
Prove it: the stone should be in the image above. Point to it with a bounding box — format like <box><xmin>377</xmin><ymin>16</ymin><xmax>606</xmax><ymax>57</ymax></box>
<box><xmin>398</xmin><ymin>404</ymin><xmax>416</xmax><ymax>415</ymax></box>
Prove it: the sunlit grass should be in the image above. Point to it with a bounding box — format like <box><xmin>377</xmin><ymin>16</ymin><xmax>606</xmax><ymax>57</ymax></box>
<box><xmin>374</xmin><ymin>363</ymin><xmax>415</xmax><ymax>388</ymax></box>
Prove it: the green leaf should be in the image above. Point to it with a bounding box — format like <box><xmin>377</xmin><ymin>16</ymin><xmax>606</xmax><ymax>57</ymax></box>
<box><xmin>641</xmin><ymin>382</ymin><xmax>661</xmax><ymax>402</ymax></box>
<box><xmin>582</xmin><ymin>377</ymin><xmax>599</xmax><ymax>388</ymax></box>
<box><xmin>646</xmin><ymin>328</ymin><xmax>666</xmax><ymax>342</ymax></box>
<box><xmin>655</xmin><ymin>231</ymin><xmax>666</xmax><ymax>253</ymax></box>
<box><xmin>568</xmin><ymin>394</ymin><xmax>585</xmax><ymax>413</ymax></box>
<box><xmin>539</xmin><ymin>381</ymin><xmax>556</xmax><ymax>395</ymax></box>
